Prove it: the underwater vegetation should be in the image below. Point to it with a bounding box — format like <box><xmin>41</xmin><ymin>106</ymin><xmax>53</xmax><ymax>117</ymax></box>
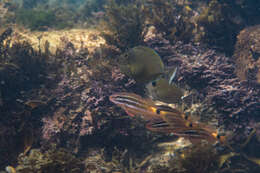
<box><xmin>1</xmin><ymin>0</ymin><xmax>260</xmax><ymax>172</ymax></box>
<box><xmin>16</xmin><ymin>9</ymin><xmax>56</xmax><ymax>31</ymax></box>
<box><xmin>101</xmin><ymin>0</ymin><xmax>147</xmax><ymax>51</ymax></box>
<box><xmin>145</xmin><ymin>31</ymin><xmax>260</xmax><ymax>124</ymax></box>
<box><xmin>178</xmin><ymin>144</ymin><xmax>219</xmax><ymax>173</ymax></box>
<box><xmin>141</xmin><ymin>0</ymin><xmax>260</xmax><ymax>55</ymax></box>
<box><xmin>195</xmin><ymin>0</ymin><xmax>260</xmax><ymax>54</ymax></box>
<box><xmin>79</xmin><ymin>0</ymin><xmax>105</xmax><ymax>19</ymax></box>
<box><xmin>144</xmin><ymin>0</ymin><xmax>195</xmax><ymax>44</ymax></box>
<box><xmin>0</xmin><ymin>28</ymin><xmax>62</xmax><ymax>169</ymax></box>
<box><xmin>15</xmin><ymin>147</ymin><xmax>84</xmax><ymax>173</ymax></box>
<box><xmin>151</xmin><ymin>143</ymin><xmax>219</xmax><ymax>173</ymax></box>
<box><xmin>15</xmin><ymin>8</ymin><xmax>73</xmax><ymax>31</ymax></box>
<box><xmin>195</xmin><ymin>0</ymin><xmax>243</xmax><ymax>54</ymax></box>
<box><xmin>0</xmin><ymin>28</ymin><xmax>61</xmax><ymax>93</ymax></box>
<box><xmin>233</xmin><ymin>25</ymin><xmax>260</xmax><ymax>85</ymax></box>
<box><xmin>2</xmin><ymin>0</ymin><xmax>260</xmax><ymax>55</ymax></box>
<box><xmin>20</xmin><ymin>0</ymin><xmax>48</xmax><ymax>9</ymax></box>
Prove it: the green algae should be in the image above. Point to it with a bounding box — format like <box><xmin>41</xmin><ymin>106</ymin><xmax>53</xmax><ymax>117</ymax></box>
<box><xmin>101</xmin><ymin>0</ymin><xmax>146</xmax><ymax>51</ymax></box>
<box><xmin>145</xmin><ymin>0</ymin><xmax>195</xmax><ymax>43</ymax></box>
<box><xmin>16</xmin><ymin>9</ymin><xmax>56</xmax><ymax>31</ymax></box>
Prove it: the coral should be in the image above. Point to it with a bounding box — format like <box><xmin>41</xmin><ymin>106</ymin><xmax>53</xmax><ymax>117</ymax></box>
<box><xmin>233</xmin><ymin>25</ymin><xmax>260</xmax><ymax>85</ymax></box>
<box><xmin>101</xmin><ymin>0</ymin><xmax>147</xmax><ymax>51</ymax></box>
<box><xmin>16</xmin><ymin>147</ymin><xmax>84</xmax><ymax>173</ymax></box>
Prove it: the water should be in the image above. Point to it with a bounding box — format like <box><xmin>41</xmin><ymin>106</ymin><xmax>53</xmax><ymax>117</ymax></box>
<box><xmin>0</xmin><ymin>0</ymin><xmax>260</xmax><ymax>172</ymax></box>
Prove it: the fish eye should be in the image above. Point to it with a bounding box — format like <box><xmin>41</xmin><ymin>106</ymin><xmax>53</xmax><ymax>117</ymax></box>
<box><xmin>156</xmin><ymin>109</ymin><xmax>160</xmax><ymax>114</ymax></box>
<box><xmin>162</xmin><ymin>75</ymin><xmax>167</xmax><ymax>79</ymax></box>
<box><xmin>152</xmin><ymin>81</ymin><xmax>157</xmax><ymax>87</ymax></box>
<box><xmin>184</xmin><ymin>112</ymin><xmax>189</xmax><ymax>120</ymax></box>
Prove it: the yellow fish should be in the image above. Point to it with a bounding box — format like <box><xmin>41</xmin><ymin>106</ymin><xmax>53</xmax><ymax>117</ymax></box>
<box><xmin>119</xmin><ymin>46</ymin><xmax>164</xmax><ymax>84</ymax></box>
<box><xmin>146</xmin><ymin>67</ymin><xmax>184</xmax><ymax>103</ymax></box>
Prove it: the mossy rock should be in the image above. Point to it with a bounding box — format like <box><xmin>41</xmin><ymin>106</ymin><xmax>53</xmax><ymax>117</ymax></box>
<box><xmin>233</xmin><ymin>25</ymin><xmax>260</xmax><ymax>85</ymax></box>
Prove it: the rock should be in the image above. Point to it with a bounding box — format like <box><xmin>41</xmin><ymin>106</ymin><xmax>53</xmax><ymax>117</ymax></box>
<box><xmin>9</xmin><ymin>28</ymin><xmax>105</xmax><ymax>54</ymax></box>
<box><xmin>233</xmin><ymin>25</ymin><xmax>260</xmax><ymax>85</ymax></box>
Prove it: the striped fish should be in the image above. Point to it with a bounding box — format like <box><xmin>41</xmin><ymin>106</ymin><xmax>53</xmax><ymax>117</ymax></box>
<box><xmin>110</xmin><ymin>92</ymin><xmax>226</xmax><ymax>144</ymax></box>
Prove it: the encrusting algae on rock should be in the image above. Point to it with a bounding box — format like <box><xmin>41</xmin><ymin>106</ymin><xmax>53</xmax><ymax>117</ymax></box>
<box><xmin>7</xmin><ymin>28</ymin><xmax>105</xmax><ymax>54</ymax></box>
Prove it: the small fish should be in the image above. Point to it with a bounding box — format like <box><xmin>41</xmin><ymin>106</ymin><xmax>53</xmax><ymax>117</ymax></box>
<box><xmin>243</xmin><ymin>154</ymin><xmax>260</xmax><ymax>166</ymax></box>
<box><xmin>110</xmin><ymin>92</ymin><xmax>195</xmax><ymax>128</ymax></box>
<box><xmin>146</xmin><ymin>76</ymin><xmax>183</xmax><ymax>103</ymax></box>
<box><xmin>110</xmin><ymin>92</ymin><xmax>226</xmax><ymax>145</ymax></box>
<box><xmin>25</xmin><ymin>100</ymin><xmax>47</xmax><ymax>109</ymax></box>
<box><xmin>147</xmin><ymin>118</ymin><xmax>226</xmax><ymax>144</ymax></box>
<box><xmin>110</xmin><ymin>92</ymin><xmax>187</xmax><ymax>122</ymax></box>
<box><xmin>119</xmin><ymin>46</ymin><xmax>164</xmax><ymax>84</ymax></box>
<box><xmin>174</xmin><ymin>127</ymin><xmax>226</xmax><ymax>144</ymax></box>
<box><xmin>146</xmin><ymin>107</ymin><xmax>226</xmax><ymax>144</ymax></box>
<box><xmin>109</xmin><ymin>92</ymin><xmax>161</xmax><ymax>120</ymax></box>
<box><xmin>5</xmin><ymin>166</ymin><xmax>16</xmax><ymax>173</ymax></box>
<box><xmin>184</xmin><ymin>5</ymin><xmax>192</xmax><ymax>12</ymax></box>
<box><xmin>219</xmin><ymin>152</ymin><xmax>237</xmax><ymax>168</ymax></box>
